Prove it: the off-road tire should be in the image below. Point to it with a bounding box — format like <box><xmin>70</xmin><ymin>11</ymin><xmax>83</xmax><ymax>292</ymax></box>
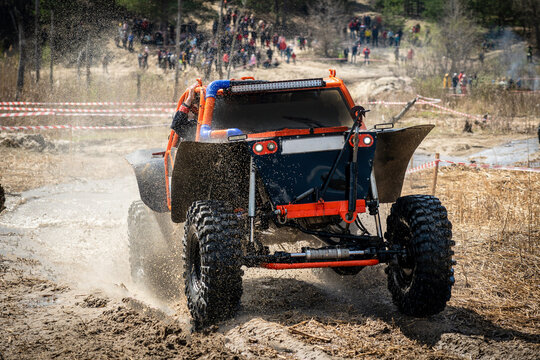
<box><xmin>183</xmin><ymin>200</ymin><xmax>244</xmax><ymax>330</ymax></box>
<box><xmin>385</xmin><ymin>195</ymin><xmax>455</xmax><ymax>317</ymax></box>
<box><xmin>128</xmin><ymin>200</ymin><xmax>180</xmax><ymax>298</ymax></box>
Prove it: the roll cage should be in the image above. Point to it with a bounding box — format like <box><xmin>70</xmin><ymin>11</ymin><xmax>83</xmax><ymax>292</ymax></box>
<box><xmin>164</xmin><ymin>70</ymin><xmax>363</xmax><ymax>210</ymax></box>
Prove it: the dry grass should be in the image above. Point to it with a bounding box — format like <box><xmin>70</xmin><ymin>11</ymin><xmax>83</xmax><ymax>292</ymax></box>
<box><xmin>404</xmin><ymin>166</ymin><xmax>540</xmax><ymax>334</ymax></box>
<box><xmin>286</xmin><ymin>318</ymin><xmax>461</xmax><ymax>359</ymax></box>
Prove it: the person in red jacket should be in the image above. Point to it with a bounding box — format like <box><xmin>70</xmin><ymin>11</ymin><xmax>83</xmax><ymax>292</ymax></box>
<box><xmin>363</xmin><ymin>46</ymin><xmax>370</xmax><ymax>65</ymax></box>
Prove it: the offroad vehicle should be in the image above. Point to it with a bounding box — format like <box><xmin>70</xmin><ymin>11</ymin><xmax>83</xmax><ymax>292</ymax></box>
<box><xmin>127</xmin><ymin>70</ymin><xmax>455</xmax><ymax>329</ymax></box>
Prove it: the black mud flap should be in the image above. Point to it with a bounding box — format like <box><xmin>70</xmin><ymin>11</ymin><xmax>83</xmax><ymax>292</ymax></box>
<box><xmin>373</xmin><ymin>124</ymin><xmax>434</xmax><ymax>203</ymax></box>
<box><xmin>126</xmin><ymin>148</ymin><xmax>169</xmax><ymax>213</ymax></box>
<box><xmin>171</xmin><ymin>141</ymin><xmax>249</xmax><ymax>223</ymax></box>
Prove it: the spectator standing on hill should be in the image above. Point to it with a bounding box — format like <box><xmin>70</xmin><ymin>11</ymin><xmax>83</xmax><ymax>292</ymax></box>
<box><xmin>248</xmin><ymin>54</ymin><xmax>256</xmax><ymax>69</ymax></box>
<box><xmin>256</xmin><ymin>49</ymin><xmax>261</xmax><ymax>67</ymax></box>
<box><xmin>286</xmin><ymin>46</ymin><xmax>292</xmax><ymax>63</ymax></box>
<box><xmin>128</xmin><ymin>33</ymin><xmax>134</xmax><ymax>52</ymax></box>
<box><xmin>363</xmin><ymin>46</ymin><xmax>370</xmax><ymax>65</ymax></box>
<box><xmin>266</xmin><ymin>46</ymin><xmax>273</xmax><ymax>61</ymax></box>
<box><xmin>460</xmin><ymin>74</ymin><xmax>468</xmax><ymax>94</ymax></box>
<box><xmin>443</xmin><ymin>73</ymin><xmax>450</xmax><ymax>89</ymax></box>
<box><xmin>349</xmin><ymin>18</ymin><xmax>356</xmax><ymax>39</ymax></box>
<box><xmin>452</xmin><ymin>73</ymin><xmax>459</xmax><ymax>93</ymax></box>
<box><xmin>272</xmin><ymin>33</ymin><xmax>279</xmax><ymax>49</ymax></box>
<box><xmin>372</xmin><ymin>26</ymin><xmax>379</xmax><ymax>47</ymax></box>
<box><xmin>396</xmin><ymin>29</ymin><xmax>403</xmax><ymax>46</ymax></box>
<box><xmin>344</xmin><ymin>46</ymin><xmax>349</xmax><ymax>61</ymax></box>
<box><xmin>388</xmin><ymin>30</ymin><xmax>394</xmax><ymax>47</ymax></box>
<box><xmin>364</xmin><ymin>15</ymin><xmax>371</xmax><ymax>28</ymax></box>
<box><xmin>352</xmin><ymin>44</ymin><xmax>358</xmax><ymax>63</ymax></box>
<box><xmin>365</xmin><ymin>28</ymin><xmax>372</xmax><ymax>45</ymax></box>
<box><xmin>102</xmin><ymin>53</ymin><xmax>110</xmax><ymax>74</ymax></box>
<box><xmin>279</xmin><ymin>40</ymin><xmax>287</xmax><ymax>58</ymax></box>
<box><xmin>527</xmin><ymin>46</ymin><xmax>533</xmax><ymax>63</ymax></box>
<box><xmin>292</xmin><ymin>51</ymin><xmax>296</xmax><ymax>64</ymax></box>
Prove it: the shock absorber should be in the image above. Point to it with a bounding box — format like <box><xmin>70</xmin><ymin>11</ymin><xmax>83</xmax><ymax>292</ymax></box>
<box><xmin>248</xmin><ymin>156</ymin><xmax>256</xmax><ymax>244</ymax></box>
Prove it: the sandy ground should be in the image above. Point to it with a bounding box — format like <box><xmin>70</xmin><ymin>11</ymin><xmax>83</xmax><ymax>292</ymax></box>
<box><xmin>1</xmin><ymin>125</ymin><xmax>539</xmax><ymax>359</ymax></box>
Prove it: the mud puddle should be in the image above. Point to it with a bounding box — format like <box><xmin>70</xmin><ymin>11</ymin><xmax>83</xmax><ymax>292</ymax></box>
<box><xmin>412</xmin><ymin>137</ymin><xmax>539</xmax><ymax>167</ymax></box>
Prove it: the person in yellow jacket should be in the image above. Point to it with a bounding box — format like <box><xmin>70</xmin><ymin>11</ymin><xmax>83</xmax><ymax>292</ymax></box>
<box><xmin>443</xmin><ymin>73</ymin><xmax>450</xmax><ymax>89</ymax></box>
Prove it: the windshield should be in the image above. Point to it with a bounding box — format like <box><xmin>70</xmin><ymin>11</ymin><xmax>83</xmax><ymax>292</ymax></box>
<box><xmin>212</xmin><ymin>88</ymin><xmax>352</xmax><ymax>133</ymax></box>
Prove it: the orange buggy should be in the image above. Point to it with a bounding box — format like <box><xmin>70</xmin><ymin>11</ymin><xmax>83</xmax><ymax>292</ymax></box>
<box><xmin>127</xmin><ymin>71</ymin><xmax>455</xmax><ymax>329</ymax></box>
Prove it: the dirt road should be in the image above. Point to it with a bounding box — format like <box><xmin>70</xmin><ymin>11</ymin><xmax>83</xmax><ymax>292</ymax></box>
<box><xmin>0</xmin><ymin>132</ymin><xmax>539</xmax><ymax>359</ymax></box>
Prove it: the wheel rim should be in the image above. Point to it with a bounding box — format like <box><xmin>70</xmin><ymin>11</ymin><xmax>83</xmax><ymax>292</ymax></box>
<box><xmin>188</xmin><ymin>228</ymin><xmax>202</xmax><ymax>293</ymax></box>
<box><xmin>393</xmin><ymin>218</ymin><xmax>415</xmax><ymax>290</ymax></box>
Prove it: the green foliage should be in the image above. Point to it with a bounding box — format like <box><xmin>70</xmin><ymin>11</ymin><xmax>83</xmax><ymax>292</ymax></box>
<box><xmin>422</xmin><ymin>0</ymin><xmax>444</xmax><ymax>21</ymax></box>
<box><xmin>376</xmin><ymin>0</ymin><xmax>404</xmax><ymax>15</ymax></box>
<box><xmin>116</xmin><ymin>0</ymin><xmax>211</xmax><ymax>22</ymax></box>
<box><xmin>374</xmin><ymin>0</ymin><xmax>405</xmax><ymax>30</ymax></box>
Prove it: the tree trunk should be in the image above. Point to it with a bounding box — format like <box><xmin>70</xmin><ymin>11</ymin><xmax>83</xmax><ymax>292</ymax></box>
<box><xmin>227</xmin><ymin>1</ymin><xmax>246</xmax><ymax>78</ymax></box>
<box><xmin>274</xmin><ymin>0</ymin><xmax>280</xmax><ymax>28</ymax></box>
<box><xmin>162</xmin><ymin>0</ymin><xmax>169</xmax><ymax>47</ymax></box>
<box><xmin>174</xmin><ymin>0</ymin><xmax>182</xmax><ymax>100</ymax></box>
<box><xmin>49</xmin><ymin>10</ymin><xmax>54</xmax><ymax>89</ymax></box>
<box><xmin>281</xmin><ymin>0</ymin><xmax>286</xmax><ymax>32</ymax></box>
<box><xmin>531</xmin><ymin>1</ymin><xmax>540</xmax><ymax>51</ymax></box>
<box><xmin>85</xmin><ymin>35</ymin><xmax>91</xmax><ymax>93</ymax></box>
<box><xmin>35</xmin><ymin>0</ymin><xmax>40</xmax><ymax>83</ymax></box>
<box><xmin>77</xmin><ymin>50</ymin><xmax>83</xmax><ymax>81</ymax></box>
<box><xmin>11</xmin><ymin>9</ymin><xmax>25</xmax><ymax>101</ymax></box>
<box><xmin>215</xmin><ymin>0</ymin><xmax>224</xmax><ymax>78</ymax></box>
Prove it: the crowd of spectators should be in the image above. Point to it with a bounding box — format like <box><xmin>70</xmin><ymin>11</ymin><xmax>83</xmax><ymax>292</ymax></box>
<box><xmin>113</xmin><ymin>7</ymin><xmax>310</xmax><ymax>74</ymax></box>
<box><xmin>342</xmin><ymin>14</ymin><xmax>406</xmax><ymax>64</ymax></box>
<box><xmin>112</xmin><ymin>10</ymin><xmax>432</xmax><ymax>72</ymax></box>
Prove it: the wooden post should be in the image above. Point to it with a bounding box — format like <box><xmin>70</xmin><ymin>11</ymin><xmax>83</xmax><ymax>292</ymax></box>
<box><xmin>431</xmin><ymin>153</ymin><xmax>440</xmax><ymax>195</ymax></box>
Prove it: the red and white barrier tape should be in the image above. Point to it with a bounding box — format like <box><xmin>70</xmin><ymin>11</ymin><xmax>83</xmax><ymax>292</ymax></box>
<box><xmin>0</xmin><ymin>106</ymin><xmax>174</xmax><ymax>113</ymax></box>
<box><xmin>406</xmin><ymin>160</ymin><xmax>438</xmax><ymax>174</ymax></box>
<box><xmin>423</xmin><ymin>102</ymin><xmax>483</xmax><ymax>121</ymax></box>
<box><xmin>1</xmin><ymin>124</ymin><xmax>71</xmax><ymax>131</ymax></box>
<box><xmin>416</xmin><ymin>95</ymin><xmax>442</xmax><ymax>103</ymax></box>
<box><xmin>0</xmin><ymin>101</ymin><xmax>176</xmax><ymax>106</ymax></box>
<box><xmin>0</xmin><ymin>123</ymin><xmax>168</xmax><ymax>131</ymax></box>
<box><xmin>406</xmin><ymin>159</ymin><xmax>540</xmax><ymax>174</ymax></box>
<box><xmin>367</xmin><ymin>95</ymin><xmax>484</xmax><ymax>121</ymax></box>
<box><xmin>1</xmin><ymin>112</ymin><xmax>56</xmax><ymax>117</ymax></box>
<box><xmin>439</xmin><ymin>159</ymin><xmax>540</xmax><ymax>173</ymax></box>
<box><xmin>55</xmin><ymin>113</ymin><xmax>169</xmax><ymax>117</ymax></box>
<box><xmin>0</xmin><ymin>112</ymin><xmax>170</xmax><ymax>117</ymax></box>
<box><xmin>367</xmin><ymin>100</ymin><xmax>409</xmax><ymax>105</ymax></box>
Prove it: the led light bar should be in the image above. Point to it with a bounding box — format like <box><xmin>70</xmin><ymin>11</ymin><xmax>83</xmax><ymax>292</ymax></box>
<box><xmin>230</xmin><ymin>78</ymin><xmax>325</xmax><ymax>93</ymax></box>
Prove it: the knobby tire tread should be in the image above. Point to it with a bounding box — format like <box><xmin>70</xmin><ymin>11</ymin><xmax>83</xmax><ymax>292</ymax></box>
<box><xmin>183</xmin><ymin>200</ymin><xmax>243</xmax><ymax>330</ymax></box>
<box><xmin>385</xmin><ymin>195</ymin><xmax>455</xmax><ymax>317</ymax></box>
